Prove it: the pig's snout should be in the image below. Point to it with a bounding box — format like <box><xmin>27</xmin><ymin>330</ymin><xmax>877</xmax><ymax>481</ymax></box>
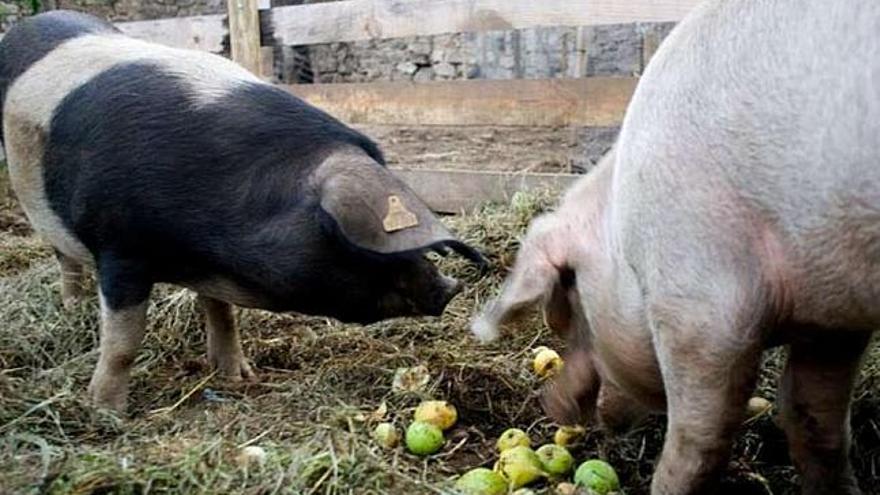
<box><xmin>540</xmin><ymin>348</ymin><xmax>600</xmax><ymax>425</ymax></box>
<box><xmin>426</xmin><ymin>275</ymin><xmax>462</xmax><ymax>316</ymax></box>
<box><xmin>443</xmin><ymin>275</ymin><xmax>463</xmax><ymax>300</ymax></box>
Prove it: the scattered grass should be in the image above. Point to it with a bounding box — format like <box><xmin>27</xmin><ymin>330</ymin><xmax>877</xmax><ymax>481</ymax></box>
<box><xmin>0</xmin><ymin>190</ymin><xmax>878</xmax><ymax>494</ymax></box>
<box><xmin>1</xmin><ymin>162</ymin><xmax>51</xmax><ymax>277</ymax></box>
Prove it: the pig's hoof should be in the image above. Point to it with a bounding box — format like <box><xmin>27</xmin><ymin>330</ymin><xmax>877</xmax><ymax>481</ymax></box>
<box><xmin>212</xmin><ymin>357</ymin><xmax>257</xmax><ymax>382</ymax></box>
<box><xmin>88</xmin><ymin>379</ymin><xmax>128</xmax><ymax>413</ymax></box>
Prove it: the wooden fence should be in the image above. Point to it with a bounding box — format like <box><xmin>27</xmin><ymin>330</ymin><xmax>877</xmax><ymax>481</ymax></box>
<box><xmin>44</xmin><ymin>0</ymin><xmax>704</xmax><ymax>212</ymax></box>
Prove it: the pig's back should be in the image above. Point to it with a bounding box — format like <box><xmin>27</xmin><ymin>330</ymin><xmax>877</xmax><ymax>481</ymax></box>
<box><xmin>0</xmin><ymin>11</ymin><xmax>117</xmax><ymax>140</ymax></box>
<box><xmin>614</xmin><ymin>0</ymin><xmax>880</xmax><ymax>328</ymax></box>
<box><xmin>1</xmin><ymin>11</ymin><xmax>383</xmax><ymax>277</ymax></box>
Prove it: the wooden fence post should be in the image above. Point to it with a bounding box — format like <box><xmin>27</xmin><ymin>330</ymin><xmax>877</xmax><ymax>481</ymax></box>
<box><xmin>227</xmin><ymin>0</ymin><xmax>262</xmax><ymax>74</ymax></box>
<box><xmin>642</xmin><ymin>30</ymin><xmax>661</xmax><ymax>73</ymax></box>
<box><xmin>573</xmin><ymin>26</ymin><xmax>589</xmax><ymax>78</ymax></box>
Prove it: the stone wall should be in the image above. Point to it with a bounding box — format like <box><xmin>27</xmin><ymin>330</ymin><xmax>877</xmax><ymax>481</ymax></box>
<box><xmin>0</xmin><ymin>0</ymin><xmax>225</xmax><ymax>32</ymax></box>
<box><xmin>302</xmin><ymin>22</ymin><xmax>675</xmax><ymax>84</ymax></box>
<box><xmin>0</xmin><ymin>1</ymin><xmax>32</xmax><ymax>32</ymax></box>
<box><xmin>0</xmin><ymin>0</ymin><xmax>676</xmax><ymax>173</ymax></box>
<box><xmin>55</xmin><ymin>0</ymin><xmax>224</xmax><ymax>21</ymax></box>
<box><xmin>0</xmin><ymin>0</ymin><xmax>675</xmax><ymax>84</ymax></box>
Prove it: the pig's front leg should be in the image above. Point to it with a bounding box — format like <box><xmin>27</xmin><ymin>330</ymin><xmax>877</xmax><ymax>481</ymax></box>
<box><xmin>778</xmin><ymin>329</ymin><xmax>869</xmax><ymax>495</ymax></box>
<box><xmin>88</xmin><ymin>263</ymin><xmax>152</xmax><ymax>412</ymax></box>
<box><xmin>198</xmin><ymin>295</ymin><xmax>255</xmax><ymax>381</ymax></box>
<box><xmin>649</xmin><ymin>298</ymin><xmax>764</xmax><ymax>495</ymax></box>
<box><xmin>55</xmin><ymin>249</ymin><xmax>84</xmax><ymax>309</ymax></box>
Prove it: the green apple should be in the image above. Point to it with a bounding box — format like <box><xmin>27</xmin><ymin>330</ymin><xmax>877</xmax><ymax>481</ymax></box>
<box><xmin>405</xmin><ymin>421</ymin><xmax>444</xmax><ymax>455</ymax></box>
<box><xmin>495</xmin><ymin>446</ymin><xmax>546</xmax><ymax>488</ymax></box>
<box><xmin>414</xmin><ymin>400</ymin><xmax>458</xmax><ymax>430</ymax></box>
<box><xmin>574</xmin><ymin>459</ymin><xmax>620</xmax><ymax>495</ymax></box>
<box><xmin>536</xmin><ymin>444</ymin><xmax>575</xmax><ymax>476</ymax></box>
<box><xmin>553</xmin><ymin>425</ymin><xmax>585</xmax><ymax>447</ymax></box>
<box><xmin>454</xmin><ymin>468</ymin><xmax>508</xmax><ymax>495</ymax></box>
<box><xmin>373</xmin><ymin>422</ymin><xmax>400</xmax><ymax>449</ymax></box>
<box><xmin>497</xmin><ymin>428</ymin><xmax>531</xmax><ymax>452</ymax></box>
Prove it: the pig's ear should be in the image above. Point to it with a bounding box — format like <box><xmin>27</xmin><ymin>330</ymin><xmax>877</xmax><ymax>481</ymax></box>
<box><xmin>312</xmin><ymin>148</ymin><xmax>484</xmax><ymax>262</ymax></box>
<box><xmin>471</xmin><ymin>257</ymin><xmax>558</xmax><ymax>342</ymax></box>
<box><xmin>542</xmin><ymin>268</ymin><xmax>575</xmax><ymax>336</ymax></box>
<box><xmin>471</xmin><ymin>215</ymin><xmax>570</xmax><ymax>342</ymax></box>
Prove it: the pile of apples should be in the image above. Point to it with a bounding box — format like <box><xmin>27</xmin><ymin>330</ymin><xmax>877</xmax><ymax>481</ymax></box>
<box><xmin>371</xmin><ymin>347</ymin><xmax>622</xmax><ymax>494</ymax></box>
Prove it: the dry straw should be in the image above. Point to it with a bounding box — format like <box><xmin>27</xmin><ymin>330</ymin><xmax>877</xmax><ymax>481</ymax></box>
<box><xmin>0</xmin><ymin>186</ymin><xmax>878</xmax><ymax>494</ymax></box>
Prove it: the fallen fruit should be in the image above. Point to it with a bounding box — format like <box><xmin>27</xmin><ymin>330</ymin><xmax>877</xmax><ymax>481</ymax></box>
<box><xmin>454</xmin><ymin>467</ymin><xmax>508</xmax><ymax>495</ymax></box>
<box><xmin>405</xmin><ymin>421</ymin><xmax>445</xmax><ymax>455</ymax></box>
<box><xmin>536</xmin><ymin>444</ymin><xmax>575</xmax><ymax>476</ymax></box>
<box><xmin>554</xmin><ymin>425</ymin><xmax>586</xmax><ymax>447</ymax></box>
<box><xmin>746</xmin><ymin>396</ymin><xmax>772</xmax><ymax>418</ymax></box>
<box><xmin>533</xmin><ymin>347</ymin><xmax>564</xmax><ymax>378</ymax></box>
<box><xmin>414</xmin><ymin>400</ymin><xmax>458</xmax><ymax>430</ymax></box>
<box><xmin>497</xmin><ymin>428</ymin><xmax>531</xmax><ymax>452</ymax></box>
<box><xmin>555</xmin><ymin>482</ymin><xmax>579</xmax><ymax>495</ymax></box>
<box><xmin>496</xmin><ymin>446</ymin><xmax>546</xmax><ymax>488</ymax></box>
<box><xmin>392</xmin><ymin>365</ymin><xmax>431</xmax><ymax>393</ymax></box>
<box><xmin>512</xmin><ymin>489</ymin><xmax>537</xmax><ymax>495</ymax></box>
<box><xmin>574</xmin><ymin>459</ymin><xmax>620</xmax><ymax>495</ymax></box>
<box><xmin>236</xmin><ymin>445</ymin><xmax>267</xmax><ymax>467</ymax></box>
<box><xmin>373</xmin><ymin>422</ymin><xmax>400</xmax><ymax>449</ymax></box>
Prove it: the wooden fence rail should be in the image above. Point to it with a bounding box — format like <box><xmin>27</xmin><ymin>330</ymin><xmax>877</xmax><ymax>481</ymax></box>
<box><xmin>0</xmin><ymin>0</ymin><xmax>701</xmax><ymax>210</ymax></box>
<box><xmin>86</xmin><ymin>0</ymin><xmax>701</xmax><ymax>53</ymax></box>
<box><xmin>116</xmin><ymin>14</ymin><xmax>227</xmax><ymax>52</ymax></box>
<box><xmin>287</xmin><ymin>77</ymin><xmax>637</xmax><ymax>127</ymax></box>
<box><xmin>393</xmin><ymin>169</ymin><xmax>578</xmax><ymax>213</ymax></box>
<box><xmin>269</xmin><ymin>0</ymin><xmax>700</xmax><ymax>46</ymax></box>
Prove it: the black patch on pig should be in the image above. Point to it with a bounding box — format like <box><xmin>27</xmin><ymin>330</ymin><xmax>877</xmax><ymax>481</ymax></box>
<box><xmin>0</xmin><ymin>10</ymin><xmax>117</xmax><ymax>144</ymax></box>
<box><xmin>42</xmin><ymin>61</ymin><xmax>436</xmax><ymax>323</ymax></box>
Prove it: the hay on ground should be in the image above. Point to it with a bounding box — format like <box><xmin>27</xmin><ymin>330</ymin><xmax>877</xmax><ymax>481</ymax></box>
<box><xmin>0</xmin><ymin>191</ymin><xmax>878</xmax><ymax>494</ymax></box>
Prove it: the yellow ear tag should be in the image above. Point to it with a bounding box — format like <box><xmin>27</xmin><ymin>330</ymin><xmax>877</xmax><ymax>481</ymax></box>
<box><xmin>383</xmin><ymin>195</ymin><xmax>419</xmax><ymax>232</ymax></box>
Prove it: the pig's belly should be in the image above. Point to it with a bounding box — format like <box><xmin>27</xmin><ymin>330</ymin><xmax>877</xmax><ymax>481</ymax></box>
<box><xmin>778</xmin><ymin>207</ymin><xmax>880</xmax><ymax>331</ymax></box>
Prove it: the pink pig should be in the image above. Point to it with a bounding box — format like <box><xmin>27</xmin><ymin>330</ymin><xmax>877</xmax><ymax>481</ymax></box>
<box><xmin>472</xmin><ymin>0</ymin><xmax>880</xmax><ymax>494</ymax></box>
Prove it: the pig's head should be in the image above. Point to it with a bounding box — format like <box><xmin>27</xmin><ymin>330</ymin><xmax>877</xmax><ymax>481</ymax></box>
<box><xmin>469</xmin><ymin>211</ymin><xmax>599</xmax><ymax>419</ymax></box>
<box><xmin>470</xmin><ymin>211</ymin><xmax>577</xmax><ymax>343</ymax></box>
<box><xmin>469</xmin><ymin>160</ymin><xmax>650</xmax><ymax>430</ymax></box>
<box><xmin>306</xmin><ymin>147</ymin><xmax>486</xmax><ymax>324</ymax></box>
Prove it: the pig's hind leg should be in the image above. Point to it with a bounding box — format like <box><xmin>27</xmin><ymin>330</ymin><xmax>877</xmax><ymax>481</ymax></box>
<box><xmin>647</xmin><ymin>276</ymin><xmax>768</xmax><ymax>494</ymax></box>
<box><xmin>198</xmin><ymin>295</ymin><xmax>255</xmax><ymax>381</ymax></box>
<box><xmin>778</xmin><ymin>329</ymin><xmax>870</xmax><ymax>495</ymax></box>
<box><xmin>55</xmin><ymin>249</ymin><xmax>85</xmax><ymax>309</ymax></box>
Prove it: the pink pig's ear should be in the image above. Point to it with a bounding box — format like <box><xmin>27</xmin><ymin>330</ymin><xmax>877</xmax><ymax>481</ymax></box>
<box><xmin>471</xmin><ymin>214</ymin><xmax>570</xmax><ymax>342</ymax></box>
<box><xmin>542</xmin><ymin>268</ymin><xmax>575</xmax><ymax>338</ymax></box>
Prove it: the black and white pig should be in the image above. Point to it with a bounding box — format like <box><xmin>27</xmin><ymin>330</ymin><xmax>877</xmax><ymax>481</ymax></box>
<box><xmin>473</xmin><ymin>0</ymin><xmax>878</xmax><ymax>494</ymax></box>
<box><xmin>0</xmin><ymin>11</ymin><xmax>485</xmax><ymax>413</ymax></box>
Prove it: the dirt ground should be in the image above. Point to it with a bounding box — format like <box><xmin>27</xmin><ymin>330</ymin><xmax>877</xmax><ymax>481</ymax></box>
<box><xmin>0</xmin><ymin>156</ymin><xmax>879</xmax><ymax>495</ymax></box>
<box><xmin>356</xmin><ymin>125</ymin><xmax>618</xmax><ymax>174</ymax></box>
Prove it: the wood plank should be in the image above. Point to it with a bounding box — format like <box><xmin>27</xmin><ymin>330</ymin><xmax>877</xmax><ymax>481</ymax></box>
<box><xmin>642</xmin><ymin>30</ymin><xmax>662</xmax><ymax>72</ymax></box>
<box><xmin>573</xmin><ymin>26</ymin><xmax>589</xmax><ymax>78</ymax></box>
<box><xmin>113</xmin><ymin>0</ymin><xmax>266</xmax><ymax>53</ymax></box>
<box><xmin>260</xmin><ymin>46</ymin><xmax>275</xmax><ymax>80</ymax></box>
<box><xmin>286</xmin><ymin>77</ymin><xmax>636</xmax><ymax>127</ymax></box>
<box><xmin>270</xmin><ymin>0</ymin><xmax>701</xmax><ymax>46</ymax></box>
<box><xmin>117</xmin><ymin>14</ymin><xmax>227</xmax><ymax>52</ymax></box>
<box><xmin>227</xmin><ymin>0</ymin><xmax>262</xmax><ymax>74</ymax></box>
<box><xmin>392</xmin><ymin>169</ymin><xmax>578</xmax><ymax>213</ymax></box>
